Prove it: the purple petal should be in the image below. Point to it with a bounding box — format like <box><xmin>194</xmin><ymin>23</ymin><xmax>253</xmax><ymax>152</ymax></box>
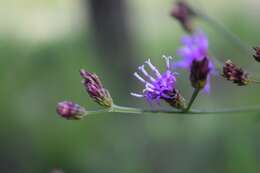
<box><xmin>203</xmin><ymin>75</ymin><xmax>211</xmax><ymax>93</ymax></box>
<box><xmin>181</xmin><ymin>35</ymin><xmax>193</xmax><ymax>46</ymax></box>
<box><xmin>174</xmin><ymin>58</ymin><xmax>192</xmax><ymax>69</ymax></box>
<box><xmin>196</xmin><ymin>30</ymin><xmax>208</xmax><ymax>50</ymax></box>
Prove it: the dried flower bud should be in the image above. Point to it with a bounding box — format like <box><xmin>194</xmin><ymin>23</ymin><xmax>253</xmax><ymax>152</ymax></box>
<box><xmin>56</xmin><ymin>101</ymin><xmax>86</xmax><ymax>120</ymax></box>
<box><xmin>170</xmin><ymin>1</ymin><xmax>196</xmax><ymax>33</ymax></box>
<box><xmin>190</xmin><ymin>57</ymin><xmax>210</xmax><ymax>89</ymax></box>
<box><xmin>222</xmin><ymin>60</ymin><xmax>249</xmax><ymax>86</ymax></box>
<box><xmin>80</xmin><ymin>70</ymin><xmax>113</xmax><ymax>108</ymax></box>
<box><xmin>253</xmin><ymin>47</ymin><xmax>260</xmax><ymax>62</ymax></box>
<box><xmin>164</xmin><ymin>89</ymin><xmax>186</xmax><ymax>110</ymax></box>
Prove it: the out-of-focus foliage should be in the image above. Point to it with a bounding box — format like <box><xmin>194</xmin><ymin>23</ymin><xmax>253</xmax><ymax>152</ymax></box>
<box><xmin>1</xmin><ymin>0</ymin><xmax>260</xmax><ymax>173</ymax></box>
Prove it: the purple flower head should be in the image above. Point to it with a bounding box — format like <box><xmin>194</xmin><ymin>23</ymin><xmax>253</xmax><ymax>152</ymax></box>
<box><xmin>56</xmin><ymin>101</ymin><xmax>86</xmax><ymax>120</ymax></box>
<box><xmin>176</xmin><ymin>29</ymin><xmax>215</xmax><ymax>92</ymax></box>
<box><xmin>131</xmin><ymin>56</ymin><xmax>185</xmax><ymax>109</ymax></box>
<box><xmin>80</xmin><ymin>70</ymin><xmax>113</xmax><ymax>108</ymax></box>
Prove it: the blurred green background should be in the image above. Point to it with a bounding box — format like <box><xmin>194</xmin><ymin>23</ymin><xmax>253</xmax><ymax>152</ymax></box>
<box><xmin>1</xmin><ymin>0</ymin><xmax>260</xmax><ymax>172</ymax></box>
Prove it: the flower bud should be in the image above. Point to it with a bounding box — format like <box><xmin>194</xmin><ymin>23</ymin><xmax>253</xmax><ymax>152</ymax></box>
<box><xmin>56</xmin><ymin>101</ymin><xmax>86</xmax><ymax>120</ymax></box>
<box><xmin>190</xmin><ymin>57</ymin><xmax>210</xmax><ymax>89</ymax></box>
<box><xmin>164</xmin><ymin>89</ymin><xmax>186</xmax><ymax>110</ymax></box>
<box><xmin>222</xmin><ymin>60</ymin><xmax>249</xmax><ymax>86</ymax></box>
<box><xmin>170</xmin><ymin>1</ymin><xmax>196</xmax><ymax>33</ymax></box>
<box><xmin>253</xmin><ymin>47</ymin><xmax>260</xmax><ymax>62</ymax></box>
<box><xmin>80</xmin><ymin>70</ymin><xmax>113</xmax><ymax>108</ymax></box>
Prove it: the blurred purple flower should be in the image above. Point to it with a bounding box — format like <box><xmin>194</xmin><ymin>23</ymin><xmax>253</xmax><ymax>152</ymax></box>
<box><xmin>131</xmin><ymin>56</ymin><xmax>185</xmax><ymax>109</ymax></box>
<box><xmin>175</xmin><ymin>29</ymin><xmax>215</xmax><ymax>92</ymax></box>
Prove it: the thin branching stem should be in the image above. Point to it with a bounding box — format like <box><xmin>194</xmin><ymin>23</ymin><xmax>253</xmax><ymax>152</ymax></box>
<box><xmin>112</xmin><ymin>105</ymin><xmax>143</xmax><ymax>114</ymax></box>
<box><xmin>250</xmin><ymin>79</ymin><xmax>260</xmax><ymax>84</ymax></box>
<box><xmin>191</xmin><ymin>105</ymin><xmax>260</xmax><ymax>114</ymax></box>
<box><xmin>113</xmin><ymin>105</ymin><xmax>260</xmax><ymax>114</ymax></box>
<box><xmin>197</xmin><ymin>13</ymin><xmax>251</xmax><ymax>54</ymax></box>
<box><xmin>84</xmin><ymin>104</ymin><xmax>260</xmax><ymax>116</ymax></box>
<box><xmin>184</xmin><ymin>87</ymin><xmax>201</xmax><ymax>112</ymax></box>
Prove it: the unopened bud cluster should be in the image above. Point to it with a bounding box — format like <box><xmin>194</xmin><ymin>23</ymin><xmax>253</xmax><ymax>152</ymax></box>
<box><xmin>56</xmin><ymin>69</ymin><xmax>114</xmax><ymax>120</ymax></box>
<box><xmin>253</xmin><ymin>47</ymin><xmax>260</xmax><ymax>62</ymax></box>
<box><xmin>80</xmin><ymin>70</ymin><xmax>113</xmax><ymax>108</ymax></box>
<box><xmin>222</xmin><ymin>60</ymin><xmax>249</xmax><ymax>86</ymax></box>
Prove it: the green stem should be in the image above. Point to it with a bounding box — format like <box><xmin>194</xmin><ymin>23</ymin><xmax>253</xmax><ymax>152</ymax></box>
<box><xmin>81</xmin><ymin>109</ymin><xmax>112</xmax><ymax>118</ymax></box>
<box><xmin>84</xmin><ymin>104</ymin><xmax>260</xmax><ymax>116</ymax></box>
<box><xmin>184</xmin><ymin>87</ymin><xmax>201</xmax><ymax>112</ymax></box>
<box><xmin>111</xmin><ymin>105</ymin><xmax>143</xmax><ymax>114</ymax></box>
<box><xmin>250</xmin><ymin>79</ymin><xmax>260</xmax><ymax>84</ymax></box>
<box><xmin>191</xmin><ymin>105</ymin><xmax>260</xmax><ymax>114</ymax></box>
<box><xmin>112</xmin><ymin>104</ymin><xmax>185</xmax><ymax>114</ymax></box>
<box><xmin>87</xmin><ymin>109</ymin><xmax>111</xmax><ymax>115</ymax></box>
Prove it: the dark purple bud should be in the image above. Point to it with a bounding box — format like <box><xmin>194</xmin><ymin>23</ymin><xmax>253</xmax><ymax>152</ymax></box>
<box><xmin>253</xmin><ymin>47</ymin><xmax>260</xmax><ymax>62</ymax></box>
<box><xmin>80</xmin><ymin>69</ymin><xmax>113</xmax><ymax>107</ymax></box>
<box><xmin>56</xmin><ymin>101</ymin><xmax>86</xmax><ymax>120</ymax></box>
<box><xmin>190</xmin><ymin>57</ymin><xmax>210</xmax><ymax>89</ymax></box>
<box><xmin>170</xmin><ymin>1</ymin><xmax>196</xmax><ymax>33</ymax></box>
<box><xmin>164</xmin><ymin>89</ymin><xmax>186</xmax><ymax>110</ymax></box>
<box><xmin>222</xmin><ymin>60</ymin><xmax>249</xmax><ymax>86</ymax></box>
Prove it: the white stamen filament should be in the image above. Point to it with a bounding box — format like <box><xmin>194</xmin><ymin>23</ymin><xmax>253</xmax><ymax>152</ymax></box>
<box><xmin>143</xmin><ymin>88</ymin><xmax>154</xmax><ymax>93</ymax></box>
<box><xmin>145</xmin><ymin>83</ymin><xmax>155</xmax><ymax>91</ymax></box>
<box><xmin>138</xmin><ymin>65</ymin><xmax>156</xmax><ymax>82</ymax></box>
<box><xmin>145</xmin><ymin>59</ymin><xmax>161</xmax><ymax>77</ymax></box>
<box><xmin>134</xmin><ymin>72</ymin><xmax>146</xmax><ymax>84</ymax></box>
<box><xmin>162</xmin><ymin>55</ymin><xmax>170</xmax><ymax>69</ymax></box>
<box><xmin>130</xmin><ymin>93</ymin><xmax>144</xmax><ymax>98</ymax></box>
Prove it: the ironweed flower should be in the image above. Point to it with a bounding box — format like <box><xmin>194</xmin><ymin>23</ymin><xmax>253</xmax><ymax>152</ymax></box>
<box><xmin>80</xmin><ymin>70</ymin><xmax>113</xmax><ymax>108</ymax></box>
<box><xmin>253</xmin><ymin>47</ymin><xmax>260</xmax><ymax>62</ymax></box>
<box><xmin>176</xmin><ymin>29</ymin><xmax>215</xmax><ymax>91</ymax></box>
<box><xmin>222</xmin><ymin>60</ymin><xmax>249</xmax><ymax>86</ymax></box>
<box><xmin>170</xmin><ymin>1</ymin><xmax>196</xmax><ymax>33</ymax></box>
<box><xmin>56</xmin><ymin>101</ymin><xmax>86</xmax><ymax>120</ymax></box>
<box><xmin>131</xmin><ymin>56</ymin><xmax>185</xmax><ymax>110</ymax></box>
